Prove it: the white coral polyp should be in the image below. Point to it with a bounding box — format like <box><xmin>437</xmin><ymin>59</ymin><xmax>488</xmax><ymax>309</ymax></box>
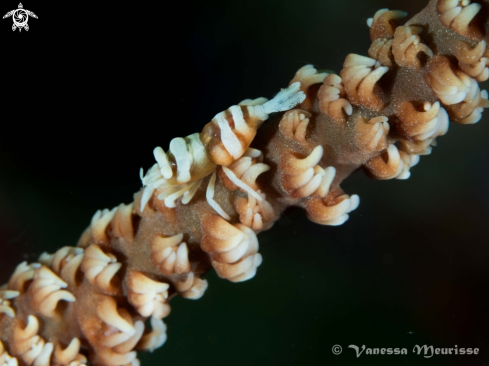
<box><xmin>414</xmin><ymin>102</ymin><xmax>449</xmax><ymax>142</ymax></box>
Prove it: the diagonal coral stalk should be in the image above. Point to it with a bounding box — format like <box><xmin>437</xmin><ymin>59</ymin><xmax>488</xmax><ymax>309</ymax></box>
<box><xmin>1</xmin><ymin>0</ymin><xmax>489</xmax><ymax>365</ymax></box>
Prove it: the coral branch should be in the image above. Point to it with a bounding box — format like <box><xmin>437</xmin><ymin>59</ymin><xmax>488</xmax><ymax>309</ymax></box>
<box><xmin>1</xmin><ymin>1</ymin><xmax>489</xmax><ymax>365</ymax></box>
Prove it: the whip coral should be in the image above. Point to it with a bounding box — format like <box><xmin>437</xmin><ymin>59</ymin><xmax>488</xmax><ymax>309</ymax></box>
<box><xmin>1</xmin><ymin>0</ymin><xmax>489</xmax><ymax>364</ymax></box>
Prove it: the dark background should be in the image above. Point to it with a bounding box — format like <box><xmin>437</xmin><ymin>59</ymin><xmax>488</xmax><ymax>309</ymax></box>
<box><xmin>0</xmin><ymin>0</ymin><xmax>488</xmax><ymax>365</ymax></box>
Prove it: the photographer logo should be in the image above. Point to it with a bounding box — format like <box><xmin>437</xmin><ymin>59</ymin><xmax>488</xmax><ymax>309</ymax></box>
<box><xmin>3</xmin><ymin>3</ymin><xmax>37</xmax><ymax>32</ymax></box>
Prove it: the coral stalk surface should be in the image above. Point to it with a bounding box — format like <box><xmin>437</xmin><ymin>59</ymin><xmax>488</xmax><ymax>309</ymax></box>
<box><xmin>1</xmin><ymin>0</ymin><xmax>489</xmax><ymax>364</ymax></box>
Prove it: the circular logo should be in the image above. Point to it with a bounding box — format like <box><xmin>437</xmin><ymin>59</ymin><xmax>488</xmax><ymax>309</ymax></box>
<box><xmin>12</xmin><ymin>9</ymin><xmax>28</xmax><ymax>27</ymax></box>
<box><xmin>332</xmin><ymin>345</ymin><xmax>342</xmax><ymax>355</ymax></box>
